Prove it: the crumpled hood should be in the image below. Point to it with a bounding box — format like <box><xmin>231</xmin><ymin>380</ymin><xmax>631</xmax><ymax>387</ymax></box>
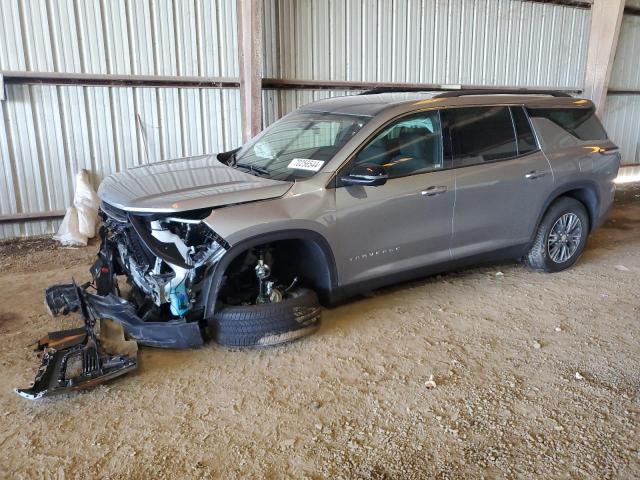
<box><xmin>98</xmin><ymin>154</ymin><xmax>293</xmax><ymax>213</ymax></box>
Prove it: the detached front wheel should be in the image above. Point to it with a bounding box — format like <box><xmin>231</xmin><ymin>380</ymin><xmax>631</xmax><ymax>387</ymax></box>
<box><xmin>525</xmin><ymin>197</ymin><xmax>589</xmax><ymax>272</ymax></box>
<box><xmin>210</xmin><ymin>287</ymin><xmax>321</xmax><ymax>347</ymax></box>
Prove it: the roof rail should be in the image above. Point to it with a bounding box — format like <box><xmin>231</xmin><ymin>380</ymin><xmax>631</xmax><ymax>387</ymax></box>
<box><xmin>434</xmin><ymin>89</ymin><xmax>573</xmax><ymax>98</ymax></box>
<box><xmin>358</xmin><ymin>87</ymin><xmax>432</xmax><ymax>95</ymax></box>
<box><xmin>358</xmin><ymin>87</ymin><xmax>575</xmax><ymax>97</ymax></box>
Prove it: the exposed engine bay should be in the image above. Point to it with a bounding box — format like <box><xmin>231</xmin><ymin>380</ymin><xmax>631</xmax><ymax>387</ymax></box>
<box><xmin>99</xmin><ymin>202</ymin><xmax>230</xmax><ymax>321</ymax></box>
<box><xmin>98</xmin><ymin>202</ymin><xmax>296</xmax><ymax>321</ymax></box>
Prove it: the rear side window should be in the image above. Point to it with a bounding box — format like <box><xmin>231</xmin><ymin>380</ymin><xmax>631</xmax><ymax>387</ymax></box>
<box><xmin>526</xmin><ymin>107</ymin><xmax>607</xmax><ymax>141</ymax></box>
<box><xmin>442</xmin><ymin>106</ymin><xmax>518</xmax><ymax>167</ymax></box>
<box><xmin>510</xmin><ymin>106</ymin><xmax>538</xmax><ymax>155</ymax></box>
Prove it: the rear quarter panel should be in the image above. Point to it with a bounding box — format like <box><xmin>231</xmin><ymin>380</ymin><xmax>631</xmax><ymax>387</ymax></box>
<box><xmin>530</xmin><ymin>117</ymin><xmax>620</xmax><ymax>228</ymax></box>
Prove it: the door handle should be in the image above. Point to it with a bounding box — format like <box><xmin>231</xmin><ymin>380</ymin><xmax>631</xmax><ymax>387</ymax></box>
<box><xmin>421</xmin><ymin>185</ymin><xmax>448</xmax><ymax>196</ymax></box>
<box><xmin>525</xmin><ymin>170</ymin><xmax>547</xmax><ymax>180</ymax></box>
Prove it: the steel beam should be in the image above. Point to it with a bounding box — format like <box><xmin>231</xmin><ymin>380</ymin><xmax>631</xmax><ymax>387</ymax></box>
<box><xmin>0</xmin><ymin>210</ymin><xmax>65</xmax><ymax>223</ymax></box>
<box><xmin>237</xmin><ymin>0</ymin><xmax>263</xmax><ymax>142</ymax></box>
<box><xmin>0</xmin><ymin>71</ymin><xmax>239</xmax><ymax>89</ymax></box>
<box><xmin>583</xmin><ymin>0</ymin><xmax>626</xmax><ymax>115</ymax></box>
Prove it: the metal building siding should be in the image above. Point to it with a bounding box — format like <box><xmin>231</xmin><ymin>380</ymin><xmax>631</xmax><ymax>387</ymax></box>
<box><xmin>261</xmin><ymin>89</ymin><xmax>362</xmax><ymax>126</ymax></box>
<box><xmin>0</xmin><ymin>84</ymin><xmax>242</xmax><ymax>239</ymax></box>
<box><xmin>0</xmin><ymin>0</ymin><xmax>241</xmax><ymax>239</ymax></box>
<box><xmin>602</xmin><ymin>11</ymin><xmax>640</xmax><ymax>166</ymax></box>
<box><xmin>262</xmin><ymin>0</ymin><xmax>590</xmax><ymax>88</ymax></box>
<box><xmin>0</xmin><ymin>0</ymin><xmax>239</xmax><ymax>77</ymax></box>
<box><xmin>603</xmin><ymin>95</ymin><xmax>640</xmax><ymax>165</ymax></box>
<box><xmin>610</xmin><ymin>14</ymin><xmax>640</xmax><ymax>90</ymax></box>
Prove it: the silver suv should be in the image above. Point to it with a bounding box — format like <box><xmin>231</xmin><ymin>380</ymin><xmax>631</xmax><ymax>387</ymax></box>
<box><xmin>66</xmin><ymin>90</ymin><xmax>622</xmax><ymax>348</ymax></box>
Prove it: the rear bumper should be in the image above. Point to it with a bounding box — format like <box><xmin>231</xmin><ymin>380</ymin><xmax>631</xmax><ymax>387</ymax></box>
<box><xmin>594</xmin><ymin>182</ymin><xmax>616</xmax><ymax>230</ymax></box>
<box><xmin>46</xmin><ymin>283</ymin><xmax>204</xmax><ymax>349</ymax></box>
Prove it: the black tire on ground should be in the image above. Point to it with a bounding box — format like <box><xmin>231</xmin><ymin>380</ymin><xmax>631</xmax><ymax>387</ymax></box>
<box><xmin>210</xmin><ymin>287</ymin><xmax>321</xmax><ymax>347</ymax></box>
<box><xmin>525</xmin><ymin>196</ymin><xmax>590</xmax><ymax>273</ymax></box>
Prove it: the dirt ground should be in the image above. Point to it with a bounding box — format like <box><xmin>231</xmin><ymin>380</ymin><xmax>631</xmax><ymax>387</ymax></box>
<box><xmin>1</xmin><ymin>188</ymin><xmax>639</xmax><ymax>480</ymax></box>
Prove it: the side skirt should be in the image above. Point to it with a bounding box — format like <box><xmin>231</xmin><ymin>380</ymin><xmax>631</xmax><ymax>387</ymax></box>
<box><xmin>327</xmin><ymin>244</ymin><xmax>530</xmax><ymax>305</ymax></box>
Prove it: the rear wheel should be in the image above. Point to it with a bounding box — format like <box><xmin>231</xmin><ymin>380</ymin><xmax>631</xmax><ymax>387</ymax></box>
<box><xmin>525</xmin><ymin>197</ymin><xmax>589</xmax><ymax>272</ymax></box>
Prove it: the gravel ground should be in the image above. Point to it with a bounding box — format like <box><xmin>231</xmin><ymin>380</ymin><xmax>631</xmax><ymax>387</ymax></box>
<box><xmin>0</xmin><ymin>187</ymin><xmax>639</xmax><ymax>479</ymax></box>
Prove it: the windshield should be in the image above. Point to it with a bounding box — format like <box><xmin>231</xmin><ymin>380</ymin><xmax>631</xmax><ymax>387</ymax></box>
<box><xmin>233</xmin><ymin>111</ymin><xmax>370</xmax><ymax>181</ymax></box>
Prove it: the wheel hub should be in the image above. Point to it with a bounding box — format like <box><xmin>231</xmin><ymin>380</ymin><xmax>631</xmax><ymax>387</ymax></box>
<box><xmin>547</xmin><ymin>213</ymin><xmax>582</xmax><ymax>264</ymax></box>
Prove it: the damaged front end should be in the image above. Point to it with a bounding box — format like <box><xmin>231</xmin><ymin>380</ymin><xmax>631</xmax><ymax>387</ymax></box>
<box><xmin>17</xmin><ymin>205</ymin><xmax>229</xmax><ymax>399</ymax></box>
<box><xmin>86</xmin><ymin>202</ymin><xmax>229</xmax><ymax>347</ymax></box>
<box><xmin>16</xmin><ymin>284</ymin><xmax>138</xmax><ymax>400</ymax></box>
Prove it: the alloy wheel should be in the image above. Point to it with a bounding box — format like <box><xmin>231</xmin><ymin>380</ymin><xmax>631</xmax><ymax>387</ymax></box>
<box><xmin>547</xmin><ymin>212</ymin><xmax>583</xmax><ymax>263</ymax></box>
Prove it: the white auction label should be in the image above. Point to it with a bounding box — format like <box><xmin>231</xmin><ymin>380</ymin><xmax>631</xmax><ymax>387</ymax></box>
<box><xmin>287</xmin><ymin>158</ymin><xmax>325</xmax><ymax>172</ymax></box>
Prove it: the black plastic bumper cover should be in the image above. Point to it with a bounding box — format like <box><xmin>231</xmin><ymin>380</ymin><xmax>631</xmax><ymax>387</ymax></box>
<box><xmin>85</xmin><ymin>292</ymin><xmax>204</xmax><ymax>349</ymax></box>
<box><xmin>45</xmin><ymin>283</ymin><xmax>204</xmax><ymax>349</ymax></box>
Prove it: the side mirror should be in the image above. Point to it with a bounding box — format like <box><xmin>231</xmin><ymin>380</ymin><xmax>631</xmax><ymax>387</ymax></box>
<box><xmin>341</xmin><ymin>164</ymin><xmax>388</xmax><ymax>187</ymax></box>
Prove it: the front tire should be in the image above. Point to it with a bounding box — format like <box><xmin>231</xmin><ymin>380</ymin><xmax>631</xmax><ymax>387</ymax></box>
<box><xmin>210</xmin><ymin>287</ymin><xmax>321</xmax><ymax>347</ymax></box>
<box><xmin>525</xmin><ymin>197</ymin><xmax>589</xmax><ymax>272</ymax></box>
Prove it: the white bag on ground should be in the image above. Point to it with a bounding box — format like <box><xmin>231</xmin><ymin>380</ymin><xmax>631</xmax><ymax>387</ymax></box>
<box><xmin>53</xmin><ymin>170</ymin><xmax>100</xmax><ymax>246</ymax></box>
<box><xmin>53</xmin><ymin>207</ymin><xmax>86</xmax><ymax>246</ymax></box>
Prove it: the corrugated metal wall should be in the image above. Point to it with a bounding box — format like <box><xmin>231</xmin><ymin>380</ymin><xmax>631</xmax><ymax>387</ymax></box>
<box><xmin>602</xmin><ymin>12</ymin><xmax>640</xmax><ymax>165</ymax></box>
<box><xmin>1</xmin><ymin>0</ymin><xmax>594</xmax><ymax>239</ymax></box>
<box><xmin>262</xmin><ymin>0</ymin><xmax>591</xmax><ymax>120</ymax></box>
<box><xmin>0</xmin><ymin>0</ymin><xmax>240</xmax><ymax>239</ymax></box>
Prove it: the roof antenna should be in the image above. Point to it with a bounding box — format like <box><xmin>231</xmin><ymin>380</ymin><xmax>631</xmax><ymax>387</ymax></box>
<box><xmin>136</xmin><ymin>113</ymin><xmax>151</xmax><ymax>164</ymax></box>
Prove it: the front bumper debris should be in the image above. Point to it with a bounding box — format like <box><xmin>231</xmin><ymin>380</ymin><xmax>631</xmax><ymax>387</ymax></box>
<box><xmin>44</xmin><ymin>283</ymin><xmax>204</xmax><ymax>349</ymax></box>
<box><xmin>16</xmin><ymin>285</ymin><xmax>138</xmax><ymax>400</ymax></box>
<box><xmin>82</xmin><ymin>290</ymin><xmax>204</xmax><ymax>349</ymax></box>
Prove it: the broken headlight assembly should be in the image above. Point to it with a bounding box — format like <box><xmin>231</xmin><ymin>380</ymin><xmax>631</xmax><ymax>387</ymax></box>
<box><xmin>97</xmin><ymin>205</ymin><xmax>229</xmax><ymax>323</ymax></box>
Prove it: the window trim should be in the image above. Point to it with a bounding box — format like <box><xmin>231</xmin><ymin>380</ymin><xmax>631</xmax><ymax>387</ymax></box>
<box><xmin>511</xmin><ymin>105</ymin><xmax>542</xmax><ymax>154</ymax></box>
<box><xmin>329</xmin><ymin>104</ymin><xmax>542</xmax><ymax>189</ymax></box>
<box><xmin>507</xmin><ymin>106</ymin><xmax>520</xmax><ymax>155</ymax></box>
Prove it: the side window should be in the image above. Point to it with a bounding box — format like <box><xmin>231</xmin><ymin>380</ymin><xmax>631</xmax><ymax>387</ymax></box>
<box><xmin>351</xmin><ymin>111</ymin><xmax>443</xmax><ymax>178</ymax></box>
<box><xmin>526</xmin><ymin>107</ymin><xmax>607</xmax><ymax>141</ymax></box>
<box><xmin>442</xmin><ymin>106</ymin><xmax>518</xmax><ymax>168</ymax></box>
<box><xmin>510</xmin><ymin>106</ymin><xmax>538</xmax><ymax>155</ymax></box>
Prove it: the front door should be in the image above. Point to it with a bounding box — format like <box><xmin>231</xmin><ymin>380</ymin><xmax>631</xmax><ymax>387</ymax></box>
<box><xmin>335</xmin><ymin>110</ymin><xmax>455</xmax><ymax>287</ymax></box>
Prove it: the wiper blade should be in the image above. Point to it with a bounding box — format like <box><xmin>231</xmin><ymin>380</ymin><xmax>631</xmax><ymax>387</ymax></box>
<box><xmin>234</xmin><ymin>163</ymin><xmax>270</xmax><ymax>176</ymax></box>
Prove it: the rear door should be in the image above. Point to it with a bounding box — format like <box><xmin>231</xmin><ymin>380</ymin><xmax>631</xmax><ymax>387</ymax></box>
<box><xmin>335</xmin><ymin>110</ymin><xmax>455</xmax><ymax>287</ymax></box>
<box><xmin>443</xmin><ymin>106</ymin><xmax>554</xmax><ymax>258</ymax></box>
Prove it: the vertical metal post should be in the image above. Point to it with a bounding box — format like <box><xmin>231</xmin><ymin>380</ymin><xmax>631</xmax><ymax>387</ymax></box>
<box><xmin>237</xmin><ymin>0</ymin><xmax>263</xmax><ymax>143</ymax></box>
<box><xmin>584</xmin><ymin>0</ymin><xmax>625</xmax><ymax>116</ymax></box>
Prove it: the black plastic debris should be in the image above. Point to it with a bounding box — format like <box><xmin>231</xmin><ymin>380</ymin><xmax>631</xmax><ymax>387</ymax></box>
<box><xmin>44</xmin><ymin>283</ymin><xmax>204</xmax><ymax>349</ymax></box>
<box><xmin>16</xmin><ymin>284</ymin><xmax>137</xmax><ymax>400</ymax></box>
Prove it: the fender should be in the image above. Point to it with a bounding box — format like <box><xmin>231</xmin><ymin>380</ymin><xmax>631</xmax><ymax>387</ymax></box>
<box><xmin>202</xmin><ymin>229</ymin><xmax>339</xmax><ymax>319</ymax></box>
<box><xmin>531</xmin><ymin>180</ymin><xmax>601</xmax><ymax>243</ymax></box>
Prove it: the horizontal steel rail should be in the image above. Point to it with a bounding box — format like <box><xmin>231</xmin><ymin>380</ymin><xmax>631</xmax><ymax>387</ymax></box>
<box><xmin>607</xmin><ymin>89</ymin><xmax>640</xmax><ymax>95</ymax></box>
<box><xmin>0</xmin><ymin>210</ymin><xmax>66</xmax><ymax>223</ymax></box>
<box><xmin>1</xmin><ymin>71</ymin><xmax>240</xmax><ymax>89</ymax></box>
<box><xmin>1</xmin><ymin>71</ymin><xmax>583</xmax><ymax>94</ymax></box>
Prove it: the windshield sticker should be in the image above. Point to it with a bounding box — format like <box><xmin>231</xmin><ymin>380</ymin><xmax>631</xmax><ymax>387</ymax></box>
<box><xmin>287</xmin><ymin>158</ymin><xmax>325</xmax><ymax>172</ymax></box>
<box><xmin>253</xmin><ymin>141</ymin><xmax>275</xmax><ymax>159</ymax></box>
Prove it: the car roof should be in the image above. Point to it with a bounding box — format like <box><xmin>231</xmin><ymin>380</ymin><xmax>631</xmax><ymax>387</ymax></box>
<box><xmin>299</xmin><ymin>91</ymin><xmax>593</xmax><ymax>118</ymax></box>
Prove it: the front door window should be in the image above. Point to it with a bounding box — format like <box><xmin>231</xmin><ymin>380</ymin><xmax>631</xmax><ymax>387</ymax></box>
<box><xmin>351</xmin><ymin>111</ymin><xmax>444</xmax><ymax>179</ymax></box>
